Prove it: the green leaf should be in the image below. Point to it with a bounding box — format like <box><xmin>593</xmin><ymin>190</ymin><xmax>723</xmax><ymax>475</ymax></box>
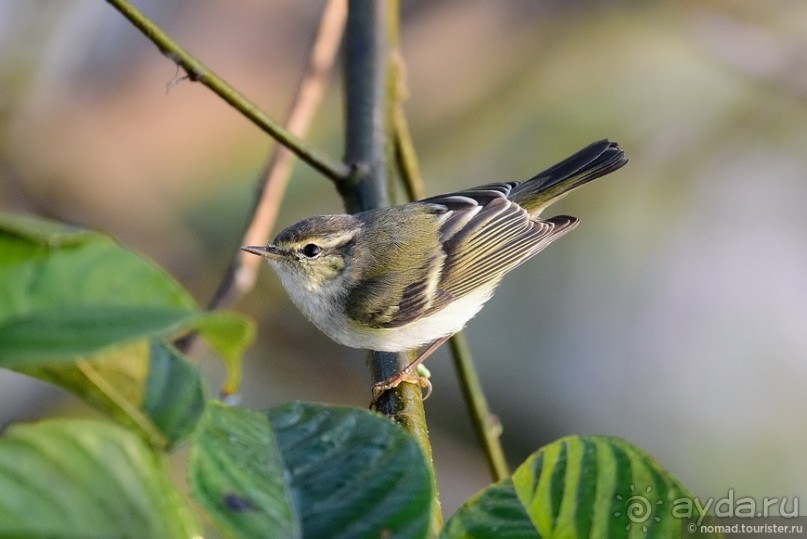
<box><xmin>23</xmin><ymin>341</ymin><xmax>206</xmax><ymax>448</ymax></box>
<box><xmin>142</xmin><ymin>343</ymin><xmax>207</xmax><ymax>442</ymax></box>
<box><xmin>0</xmin><ymin>210</ymin><xmax>255</xmax><ymax>371</ymax></box>
<box><xmin>189</xmin><ymin>402</ymin><xmax>298</xmax><ymax>539</ymax></box>
<box><xmin>189</xmin><ymin>401</ymin><xmax>434</xmax><ymax>539</ymax></box>
<box><xmin>443</xmin><ymin>435</ymin><xmax>721</xmax><ymax>538</ymax></box>
<box><xmin>0</xmin><ymin>213</ymin><xmax>198</xmax><ymax>327</ymax></box>
<box><xmin>0</xmin><ymin>211</ymin><xmax>202</xmax><ymax>367</ymax></box>
<box><xmin>0</xmin><ymin>211</ymin><xmax>94</xmax><ymax>246</ymax></box>
<box><xmin>191</xmin><ymin>311</ymin><xmax>256</xmax><ymax>398</ymax></box>
<box><xmin>441</xmin><ymin>478</ymin><xmax>539</xmax><ymax>538</ymax></box>
<box><xmin>0</xmin><ymin>307</ymin><xmax>199</xmax><ymax>365</ymax></box>
<box><xmin>0</xmin><ymin>211</ymin><xmax>194</xmax><ymax>367</ymax></box>
<box><xmin>269</xmin><ymin>402</ymin><xmax>434</xmax><ymax>539</ymax></box>
<box><xmin>0</xmin><ymin>212</ymin><xmax>253</xmax><ymax>444</ymax></box>
<box><xmin>0</xmin><ymin>418</ymin><xmax>200</xmax><ymax>538</ymax></box>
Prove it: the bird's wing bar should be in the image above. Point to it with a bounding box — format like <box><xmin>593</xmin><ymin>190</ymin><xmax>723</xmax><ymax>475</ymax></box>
<box><xmin>436</xmin><ymin>197</ymin><xmax>577</xmax><ymax>301</ymax></box>
<box><xmin>374</xmin><ymin>180</ymin><xmax>578</xmax><ymax>328</ymax></box>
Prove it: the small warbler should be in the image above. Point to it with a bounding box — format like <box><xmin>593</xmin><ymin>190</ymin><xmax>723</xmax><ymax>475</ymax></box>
<box><xmin>243</xmin><ymin>139</ymin><xmax>627</xmax><ymax>398</ymax></box>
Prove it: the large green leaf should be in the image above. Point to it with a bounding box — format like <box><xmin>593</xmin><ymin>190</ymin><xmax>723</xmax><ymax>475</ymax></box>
<box><xmin>0</xmin><ymin>418</ymin><xmax>200</xmax><ymax>538</ymax></box>
<box><xmin>24</xmin><ymin>341</ymin><xmax>206</xmax><ymax>448</ymax></box>
<box><xmin>0</xmin><ymin>211</ymin><xmax>253</xmax><ymax>445</ymax></box>
<box><xmin>0</xmin><ymin>213</ymin><xmax>197</xmax><ymax>333</ymax></box>
<box><xmin>443</xmin><ymin>435</ymin><xmax>720</xmax><ymax>538</ymax></box>
<box><xmin>0</xmin><ymin>306</ymin><xmax>199</xmax><ymax>364</ymax></box>
<box><xmin>0</xmin><ymin>211</ymin><xmax>253</xmax><ymax>368</ymax></box>
<box><xmin>189</xmin><ymin>401</ymin><xmax>434</xmax><ymax>539</ymax></box>
<box><xmin>189</xmin><ymin>402</ymin><xmax>298</xmax><ymax>538</ymax></box>
<box><xmin>268</xmin><ymin>402</ymin><xmax>434</xmax><ymax>539</ymax></box>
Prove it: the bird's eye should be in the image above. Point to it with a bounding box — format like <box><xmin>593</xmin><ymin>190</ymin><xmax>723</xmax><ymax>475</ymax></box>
<box><xmin>301</xmin><ymin>243</ymin><xmax>322</xmax><ymax>258</ymax></box>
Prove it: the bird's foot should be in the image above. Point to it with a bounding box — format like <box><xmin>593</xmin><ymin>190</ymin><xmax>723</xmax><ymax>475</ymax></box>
<box><xmin>372</xmin><ymin>371</ymin><xmax>432</xmax><ymax>404</ymax></box>
<box><xmin>370</xmin><ymin>337</ymin><xmax>450</xmax><ymax>405</ymax></box>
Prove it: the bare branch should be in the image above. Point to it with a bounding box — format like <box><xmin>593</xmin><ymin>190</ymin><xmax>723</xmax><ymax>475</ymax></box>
<box><xmin>105</xmin><ymin>0</ymin><xmax>351</xmax><ymax>182</ymax></box>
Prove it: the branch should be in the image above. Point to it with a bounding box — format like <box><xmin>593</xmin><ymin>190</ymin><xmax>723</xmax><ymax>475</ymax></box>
<box><xmin>207</xmin><ymin>0</ymin><xmax>347</xmax><ymax>311</ymax></box>
<box><xmin>390</xmin><ymin>36</ymin><xmax>510</xmax><ymax>482</ymax></box>
<box><xmin>105</xmin><ymin>0</ymin><xmax>351</xmax><ymax>183</ymax></box>
<box><xmin>343</xmin><ymin>0</ymin><xmax>442</xmax><ymax>532</ymax></box>
<box><xmin>393</xmin><ymin>104</ymin><xmax>427</xmax><ymax>201</ymax></box>
<box><xmin>448</xmin><ymin>334</ymin><xmax>510</xmax><ymax>480</ymax></box>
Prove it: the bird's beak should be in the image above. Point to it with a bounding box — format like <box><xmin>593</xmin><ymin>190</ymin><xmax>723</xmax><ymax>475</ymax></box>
<box><xmin>241</xmin><ymin>245</ymin><xmax>284</xmax><ymax>259</ymax></box>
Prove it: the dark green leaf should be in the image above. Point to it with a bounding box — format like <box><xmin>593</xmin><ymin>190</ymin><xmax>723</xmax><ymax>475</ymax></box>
<box><xmin>441</xmin><ymin>479</ymin><xmax>539</xmax><ymax>538</ymax></box>
<box><xmin>269</xmin><ymin>402</ymin><xmax>434</xmax><ymax>539</ymax></box>
<box><xmin>0</xmin><ymin>418</ymin><xmax>200</xmax><ymax>538</ymax></box>
<box><xmin>142</xmin><ymin>342</ymin><xmax>207</xmax><ymax>442</ymax></box>
<box><xmin>189</xmin><ymin>402</ymin><xmax>434</xmax><ymax>539</ymax></box>
<box><xmin>189</xmin><ymin>402</ymin><xmax>298</xmax><ymax>539</ymax></box>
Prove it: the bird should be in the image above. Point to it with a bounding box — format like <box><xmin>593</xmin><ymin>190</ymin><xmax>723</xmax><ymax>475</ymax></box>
<box><xmin>242</xmin><ymin>139</ymin><xmax>627</xmax><ymax>399</ymax></box>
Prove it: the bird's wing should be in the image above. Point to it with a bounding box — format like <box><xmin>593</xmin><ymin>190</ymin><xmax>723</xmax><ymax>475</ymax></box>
<box><xmin>373</xmin><ymin>187</ymin><xmax>577</xmax><ymax>328</ymax></box>
<box><xmin>352</xmin><ymin>140</ymin><xmax>627</xmax><ymax>330</ymax></box>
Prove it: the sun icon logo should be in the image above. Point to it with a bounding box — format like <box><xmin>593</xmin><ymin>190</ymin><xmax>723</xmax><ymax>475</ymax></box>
<box><xmin>614</xmin><ymin>484</ymin><xmax>663</xmax><ymax>532</ymax></box>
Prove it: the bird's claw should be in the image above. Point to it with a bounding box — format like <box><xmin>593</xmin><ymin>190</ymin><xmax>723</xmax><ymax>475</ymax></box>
<box><xmin>371</xmin><ymin>372</ymin><xmax>433</xmax><ymax>404</ymax></box>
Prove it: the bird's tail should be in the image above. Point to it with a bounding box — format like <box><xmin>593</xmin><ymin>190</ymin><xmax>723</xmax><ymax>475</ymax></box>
<box><xmin>509</xmin><ymin>139</ymin><xmax>628</xmax><ymax>215</ymax></box>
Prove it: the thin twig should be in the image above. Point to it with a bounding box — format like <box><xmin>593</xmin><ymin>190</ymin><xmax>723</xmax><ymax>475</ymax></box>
<box><xmin>393</xmin><ymin>105</ymin><xmax>427</xmax><ymax>201</ymax></box>
<box><xmin>105</xmin><ymin>0</ymin><xmax>351</xmax><ymax>183</ymax></box>
<box><xmin>389</xmin><ymin>48</ymin><xmax>427</xmax><ymax>201</ymax></box>
<box><xmin>208</xmin><ymin>0</ymin><xmax>348</xmax><ymax>311</ymax></box>
<box><xmin>448</xmin><ymin>334</ymin><xmax>510</xmax><ymax>480</ymax></box>
<box><xmin>391</xmin><ymin>50</ymin><xmax>511</xmax><ymax>482</ymax></box>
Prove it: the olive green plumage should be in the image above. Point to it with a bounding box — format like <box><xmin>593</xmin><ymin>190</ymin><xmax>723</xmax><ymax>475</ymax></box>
<box><xmin>243</xmin><ymin>139</ymin><xmax>627</xmax><ymax>354</ymax></box>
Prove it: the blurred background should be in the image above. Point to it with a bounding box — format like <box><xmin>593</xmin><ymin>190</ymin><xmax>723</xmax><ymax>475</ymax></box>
<box><xmin>2</xmin><ymin>0</ymin><xmax>806</xmax><ymax>517</ymax></box>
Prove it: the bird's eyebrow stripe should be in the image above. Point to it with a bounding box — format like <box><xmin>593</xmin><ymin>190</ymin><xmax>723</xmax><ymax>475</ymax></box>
<box><xmin>313</xmin><ymin>230</ymin><xmax>358</xmax><ymax>249</ymax></box>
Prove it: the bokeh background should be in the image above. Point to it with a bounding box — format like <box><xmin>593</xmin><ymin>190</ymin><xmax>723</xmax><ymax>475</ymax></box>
<box><xmin>2</xmin><ymin>0</ymin><xmax>806</xmax><ymax>517</ymax></box>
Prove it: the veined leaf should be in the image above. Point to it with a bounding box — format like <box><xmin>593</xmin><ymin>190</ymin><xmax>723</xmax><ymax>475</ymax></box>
<box><xmin>0</xmin><ymin>418</ymin><xmax>200</xmax><ymax>538</ymax></box>
<box><xmin>189</xmin><ymin>402</ymin><xmax>298</xmax><ymax>539</ymax></box>
<box><xmin>0</xmin><ymin>306</ymin><xmax>200</xmax><ymax>365</ymax></box>
<box><xmin>0</xmin><ymin>211</ymin><xmax>253</xmax><ymax>445</ymax></box>
<box><xmin>443</xmin><ymin>435</ymin><xmax>721</xmax><ymax>538</ymax></box>
<box><xmin>189</xmin><ymin>402</ymin><xmax>434</xmax><ymax>539</ymax></box>
<box><xmin>24</xmin><ymin>341</ymin><xmax>206</xmax><ymax>448</ymax></box>
<box><xmin>0</xmin><ymin>213</ymin><xmax>197</xmax><ymax>324</ymax></box>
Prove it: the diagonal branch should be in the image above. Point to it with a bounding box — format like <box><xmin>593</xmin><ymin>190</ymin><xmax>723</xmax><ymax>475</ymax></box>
<box><xmin>105</xmin><ymin>0</ymin><xmax>351</xmax><ymax>183</ymax></box>
<box><xmin>391</xmin><ymin>45</ymin><xmax>510</xmax><ymax>483</ymax></box>
<box><xmin>447</xmin><ymin>334</ymin><xmax>510</xmax><ymax>480</ymax></box>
